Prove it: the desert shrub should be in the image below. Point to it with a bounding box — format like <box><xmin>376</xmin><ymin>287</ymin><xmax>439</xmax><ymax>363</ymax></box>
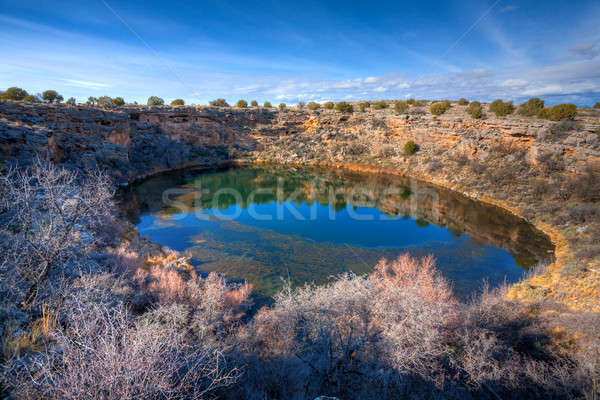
<box><xmin>467</xmin><ymin>101</ymin><xmax>483</xmax><ymax>119</ymax></box>
<box><xmin>210</xmin><ymin>98</ymin><xmax>229</xmax><ymax>107</ymax></box>
<box><xmin>566</xmin><ymin>203</ymin><xmax>597</xmax><ymax>224</ymax></box>
<box><xmin>372</xmin><ymin>100</ymin><xmax>388</xmax><ymax>109</ymax></box>
<box><xmin>489</xmin><ymin>99</ymin><xmax>515</xmax><ymax>117</ymax></box>
<box><xmin>278</xmin><ymin>103</ymin><xmax>286</xmax><ymax>110</ymax></box>
<box><xmin>86</xmin><ymin>96</ymin><xmax>97</xmax><ymax>106</ymax></box>
<box><xmin>147</xmin><ymin>96</ymin><xmax>164</xmax><ymax>106</ymax></box>
<box><xmin>414</xmin><ymin>100</ymin><xmax>426</xmax><ymax>106</ymax></box>
<box><xmin>323</xmin><ymin>101</ymin><xmax>334</xmax><ymax>110</ymax></box>
<box><xmin>594</xmin><ymin>102</ymin><xmax>600</xmax><ymax>109</ymax></box>
<box><xmin>41</xmin><ymin>90</ymin><xmax>63</xmax><ymax>103</ymax></box>
<box><xmin>23</xmin><ymin>94</ymin><xmax>39</xmax><ymax>103</ymax></box>
<box><xmin>296</xmin><ymin>100</ymin><xmax>305</xmax><ymax>109</ymax></box>
<box><xmin>518</xmin><ymin>97</ymin><xmax>545</xmax><ymax>116</ymax></box>
<box><xmin>394</xmin><ymin>100</ymin><xmax>409</xmax><ymax>114</ymax></box>
<box><xmin>170</xmin><ymin>98</ymin><xmax>184</xmax><ymax>106</ymax></box>
<box><xmin>250</xmin><ymin>100</ymin><xmax>258</xmax><ymax>107</ymax></box>
<box><xmin>97</xmin><ymin>96</ymin><xmax>113</xmax><ymax>108</ymax></box>
<box><xmin>3</xmin><ymin>300</ymin><xmax>239</xmax><ymax>399</ymax></box>
<box><xmin>430</xmin><ymin>101</ymin><xmax>450</xmax><ymax>116</ymax></box>
<box><xmin>403</xmin><ymin>140</ymin><xmax>418</xmax><ymax>155</ymax></box>
<box><xmin>406</xmin><ymin>98</ymin><xmax>416</xmax><ymax>105</ymax></box>
<box><xmin>111</xmin><ymin>97</ymin><xmax>125</xmax><ymax>106</ymax></box>
<box><xmin>65</xmin><ymin>97</ymin><xmax>76</xmax><ymax>106</ymax></box>
<box><xmin>307</xmin><ymin>101</ymin><xmax>320</xmax><ymax>110</ymax></box>
<box><xmin>458</xmin><ymin>98</ymin><xmax>469</xmax><ymax>105</ymax></box>
<box><xmin>236</xmin><ymin>99</ymin><xmax>248</xmax><ymax>108</ymax></box>
<box><xmin>569</xmin><ymin>165</ymin><xmax>600</xmax><ymax>202</ymax></box>
<box><xmin>538</xmin><ymin>103</ymin><xmax>577</xmax><ymax>121</ymax></box>
<box><xmin>335</xmin><ymin>101</ymin><xmax>353</xmax><ymax>113</ymax></box>
<box><xmin>130</xmin><ymin>253</ymin><xmax>252</xmax><ymax>342</ymax></box>
<box><xmin>244</xmin><ymin>254</ymin><xmax>457</xmax><ymax>398</ymax></box>
<box><xmin>0</xmin><ymin>87</ymin><xmax>28</xmax><ymax>101</ymax></box>
<box><xmin>263</xmin><ymin>101</ymin><xmax>272</xmax><ymax>108</ymax></box>
<box><xmin>0</xmin><ymin>159</ymin><xmax>114</xmax><ymax>309</ymax></box>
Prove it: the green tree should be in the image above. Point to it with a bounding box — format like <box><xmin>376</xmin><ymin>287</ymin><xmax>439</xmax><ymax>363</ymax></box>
<box><xmin>65</xmin><ymin>97</ymin><xmax>76</xmax><ymax>106</ymax></box>
<box><xmin>147</xmin><ymin>96</ymin><xmax>164</xmax><ymax>106</ymax></box>
<box><xmin>307</xmin><ymin>101</ymin><xmax>320</xmax><ymax>110</ymax></box>
<box><xmin>23</xmin><ymin>95</ymin><xmax>39</xmax><ymax>103</ymax></box>
<box><xmin>594</xmin><ymin>102</ymin><xmax>600</xmax><ymax>109</ymax></box>
<box><xmin>97</xmin><ymin>96</ymin><xmax>113</xmax><ymax>108</ymax></box>
<box><xmin>518</xmin><ymin>98</ymin><xmax>544</xmax><ymax>116</ymax></box>
<box><xmin>236</xmin><ymin>99</ymin><xmax>248</xmax><ymax>108</ymax></box>
<box><xmin>87</xmin><ymin>96</ymin><xmax>98</xmax><ymax>106</ymax></box>
<box><xmin>467</xmin><ymin>101</ymin><xmax>483</xmax><ymax>119</ymax></box>
<box><xmin>334</xmin><ymin>101</ymin><xmax>353</xmax><ymax>113</ymax></box>
<box><xmin>394</xmin><ymin>101</ymin><xmax>409</xmax><ymax>114</ymax></box>
<box><xmin>112</xmin><ymin>97</ymin><xmax>125</xmax><ymax>106</ymax></box>
<box><xmin>263</xmin><ymin>101</ymin><xmax>272</xmax><ymax>108</ymax></box>
<box><xmin>323</xmin><ymin>101</ymin><xmax>334</xmax><ymax>110</ymax></box>
<box><xmin>403</xmin><ymin>140</ymin><xmax>418</xmax><ymax>155</ymax></box>
<box><xmin>538</xmin><ymin>104</ymin><xmax>577</xmax><ymax>121</ymax></box>
<box><xmin>278</xmin><ymin>103</ymin><xmax>286</xmax><ymax>110</ymax></box>
<box><xmin>489</xmin><ymin>99</ymin><xmax>515</xmax><ymax>117</ymax></box>
<box><xmin>170</xmin><ymin>98</ymin><xmax>185</xmax><ymax>106</ymax></box>
<box><xmin>210</xmin><ymin>98</ymin><xmax>229</xmax><ymax>107</ymax></box>
<box><xmin>250</xmin><ymin>100</ymin><xmax>258</xmax><ymax>107</ymax></box>
<box><xmin>458</xmin><ymin>98</ymin><xmax>469</xmax><ymax>105</ymax></box>
<box><xmin>1</xmin><ymin>87</ymin><xmax>28</xmax><ymax>101</ymax></box>
<box><xmin>430</xmin><ymin>101</ymin><xmax>451</xmax><ymax>116</ymax></box>
<box><xmin>41</xmin><ymin>90</ymin><xmax>63</xmax><ymax>103</ymax></box>
<box><xmin>297</xmin><ymin>100</ymin><xmax>305</xmax><ymax>109</ymax></box>
<box><xmin>372</xmin><ymin>101</ymin><xmax>388</xmax><ymax>109</ymax></box>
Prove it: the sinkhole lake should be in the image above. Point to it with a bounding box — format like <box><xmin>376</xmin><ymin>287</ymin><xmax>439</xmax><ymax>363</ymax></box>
<box><xmin>120</xmin><ymin>165</ymin><xmax>554</xmax><ymax>303</ymax></box>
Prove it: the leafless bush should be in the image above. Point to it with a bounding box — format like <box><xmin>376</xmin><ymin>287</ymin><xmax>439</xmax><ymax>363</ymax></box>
<box><xmin>2</xmin><ymin>299</ymin><xmax>239</xmax><ymax>399</ymax></box>
<box><xmin>240</xmin><ymin>254</ymin><xmax>459</xmax><ymax>398</ymax></box>
<box><xmin>132</xmin><ymin>252</ymin><xmax>252</xmax><ymax>341</ymax></box>
<box><xmin>0</xmin><ymin>158</ymin><xmax>114</xmax><ymax>309</ymax></box>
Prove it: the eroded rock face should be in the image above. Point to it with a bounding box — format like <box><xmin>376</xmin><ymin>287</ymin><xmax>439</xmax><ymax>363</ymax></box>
<box><xmin>1</xmin><ymin>102</ymin><xmax>599</xmax><ymax>184</ymax></box>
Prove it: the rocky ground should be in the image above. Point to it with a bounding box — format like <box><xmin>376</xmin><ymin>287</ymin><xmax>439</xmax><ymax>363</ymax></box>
<box><xmin>1</xmin><ymin>100</ymin><xmax>600</xmax><ymax>310</ymax></box>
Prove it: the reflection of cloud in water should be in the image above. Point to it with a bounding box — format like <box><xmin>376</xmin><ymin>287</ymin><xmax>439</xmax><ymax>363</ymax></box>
<box><xmin>141</xmin><ymin>218</ymin><xmax>181</xmax><ymax>231</ymax></box>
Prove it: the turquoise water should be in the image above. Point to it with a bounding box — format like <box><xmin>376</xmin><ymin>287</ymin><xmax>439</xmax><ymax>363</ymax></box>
<box><xmin>120</xmin><ymin>166</ymin><xmax>554</xmax><ymax>302</ymax></box>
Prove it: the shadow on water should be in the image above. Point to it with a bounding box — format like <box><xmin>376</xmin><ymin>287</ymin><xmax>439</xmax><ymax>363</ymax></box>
<box><xmin>118</xmin><ymin>165</ymin><xmax>555</xmax><ymax>305</ymax></box>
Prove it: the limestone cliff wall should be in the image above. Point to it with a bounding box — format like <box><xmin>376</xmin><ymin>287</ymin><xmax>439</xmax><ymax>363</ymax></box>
<box><xmin>1</xmin><ymin>102</ymin><xmax>599</xmax><ymax>184</ymax></box>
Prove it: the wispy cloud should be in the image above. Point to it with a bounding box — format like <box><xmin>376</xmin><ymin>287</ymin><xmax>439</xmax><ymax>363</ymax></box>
<box><xmin>499</xmin><ymin>5</ymin><xmax>518</xmax><ymax>13</ymax></box>
<box><xmin>569</xmin><ymin>41</ymin><xmax>600</xmax><ymax>60</ymax></box>
<box><xmin>62</xmin><ymin>79</ymin><xmax>110</xmax><ymax>89</ymax></box>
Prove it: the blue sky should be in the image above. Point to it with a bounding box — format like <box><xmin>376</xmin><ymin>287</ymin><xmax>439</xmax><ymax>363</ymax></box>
<box><xmin>1</xmin><ymin>0</ymin><xmax>599</xmax><ymax>105</ymax></box>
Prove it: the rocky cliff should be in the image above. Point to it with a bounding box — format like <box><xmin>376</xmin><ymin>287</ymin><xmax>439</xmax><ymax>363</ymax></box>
<box><xmin>2</xmin><ymin>102</ymin><xmax>599</xmax><ymax>183</ymax></box>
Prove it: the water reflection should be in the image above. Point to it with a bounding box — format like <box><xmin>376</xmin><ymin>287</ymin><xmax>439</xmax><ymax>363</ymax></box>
<box><xmin>119</xmin><ymin>165</ymin><xmax>554</xmax><ymax>302</ymax></box>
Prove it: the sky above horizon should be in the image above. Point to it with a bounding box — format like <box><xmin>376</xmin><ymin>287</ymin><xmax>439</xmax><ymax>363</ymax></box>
<box><xmin>1</xmin><ymin>0</ymin><xmax>599</xmax><ymax>106</ymax></box>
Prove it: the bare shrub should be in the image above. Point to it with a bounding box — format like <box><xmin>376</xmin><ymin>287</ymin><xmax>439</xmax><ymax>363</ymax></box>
<box><xmin>133</xmin><ymin>252</ymin><xmax>252</xmax><ymax>340</ymax></box>
<box><xmin>0</xmin><ymin>159</ymin><xmax>114</xmax><ymax>309</ymax></box>
<box><xmin>371</xmin><ymin>255</ymin><xmax>457</xmax><ymax>379</ymax></box>
<box><xmin>242</xmin><ymin>254</ymin><xmax>459</xmax><ymax>398</ymax></box>
<box><xmin>3</xmin><ymin>300</ymin><xmax>239</xmax><ymax>399</ymax></box>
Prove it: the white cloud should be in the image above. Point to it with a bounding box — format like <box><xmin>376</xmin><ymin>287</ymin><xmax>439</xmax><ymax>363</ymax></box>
<box><xmin>364</xmin><ymin>77</ymin><xmax>378</xmax><ymax>83</ymax></box>
<box><xmin>500</xmin><ymin>79</ymin><xmax>528</xmax><ymax>87</ymax></box>
<box><xmin>62</xmin><ymin>79</ymin><xmax>110</xmax><ymax>89</ymax></box>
